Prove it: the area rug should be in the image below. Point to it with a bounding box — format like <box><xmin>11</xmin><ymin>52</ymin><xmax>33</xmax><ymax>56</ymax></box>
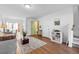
<box><xmin>21</xmin><ymin>37</ymin><xmax>47</xmax><ymax>54</ymax></box>
<box><xmin>0</xmin><ymin>39</ymin><xmax>16</xmax><ymax>54</ymax></box>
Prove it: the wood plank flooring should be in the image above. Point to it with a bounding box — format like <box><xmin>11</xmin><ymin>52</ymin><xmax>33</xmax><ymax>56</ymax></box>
<box><xmin>16</xmin><ymin>35</ymin><xmax>79</xmax><ymax>54</ymax></box>
<box><xmin>29</xmin><ymin>35</ymin><xmax>79</xmax><ymax>54</ymax></box>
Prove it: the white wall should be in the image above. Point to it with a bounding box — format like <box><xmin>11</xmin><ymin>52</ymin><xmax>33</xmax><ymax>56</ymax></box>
<box><xmin>26</xmin><ymin>18</ymin><xmax>31</xmax><ymax>35</ymax></box>
<box><xmin>73</xmin><ymin>6</ymin><xmax>79</xmax><ymax>36</ymax></box>
<box><xmin>39</xmin><ymin>7</ymin><xmax>73</xmax><ymax>42</ymax></box>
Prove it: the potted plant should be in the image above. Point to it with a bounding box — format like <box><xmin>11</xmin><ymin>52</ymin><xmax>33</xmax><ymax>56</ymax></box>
<box><xmin>22</xmin><ymin>31</ymin><xmax>29</xmax><ymax>45</ymax></box>
<box><xmin>23</xmin><ymin>31</ymin><xmax>27</xmax><ymax>37</ymax></box>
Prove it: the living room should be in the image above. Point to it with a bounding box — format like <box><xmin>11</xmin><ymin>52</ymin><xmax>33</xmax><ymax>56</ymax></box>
<box><xmin>0</xmin><ymin>4</ymin><xmax>79</xmax><ymax>54</ymax></box>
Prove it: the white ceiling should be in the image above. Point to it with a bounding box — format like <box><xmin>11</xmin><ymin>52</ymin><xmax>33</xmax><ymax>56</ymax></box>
<box><xmin>0</xmin><ymin>4</ymin><xmax>73</xmax><ymax>18</ymax></box>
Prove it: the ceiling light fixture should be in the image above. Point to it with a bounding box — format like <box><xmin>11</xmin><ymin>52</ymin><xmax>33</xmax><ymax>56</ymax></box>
<box><xmin>24</xmin><ymin>4</ymin><xmax>32</xmax><ymax>8</ymax></box>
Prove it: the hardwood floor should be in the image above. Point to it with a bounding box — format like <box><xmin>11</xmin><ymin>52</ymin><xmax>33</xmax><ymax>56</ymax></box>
<box><xmin>29</xmin><ymin>35</ymin><xmax>79</xmax><ymax>54</ymax></box>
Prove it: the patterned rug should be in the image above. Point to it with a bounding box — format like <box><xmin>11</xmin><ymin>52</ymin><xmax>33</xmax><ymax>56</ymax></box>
<box><xmin>20</xmin><ymin>37</ymin><xmax>47</xmax><ymax>54</ymax></box>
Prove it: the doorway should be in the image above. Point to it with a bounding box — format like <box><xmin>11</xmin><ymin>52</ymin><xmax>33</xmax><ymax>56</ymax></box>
<box><xmin>31</xmin><ymin>20</ymin><xmax>39</xmax><ymax>35</ymax></box>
